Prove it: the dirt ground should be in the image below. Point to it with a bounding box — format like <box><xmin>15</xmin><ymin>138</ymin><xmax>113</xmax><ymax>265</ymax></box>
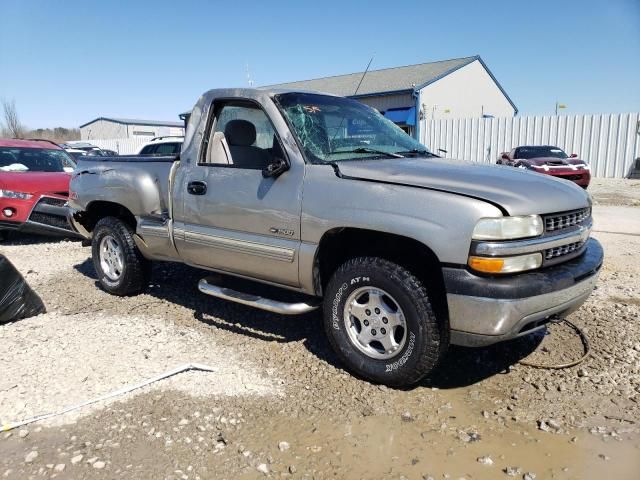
<box><xmin>588</xmin><ymin>178</ymin><xmax>640</xmax><ymax>207</ymax></box>
<box><xmin>1</xmin><ymin>179</ymin><xmax>639</xmax><ymax>479</ymax></box>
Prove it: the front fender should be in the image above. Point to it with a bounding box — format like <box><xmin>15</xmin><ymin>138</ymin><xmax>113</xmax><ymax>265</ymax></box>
<box><xmin>297</xmin><ymin>165</ymin><xmax>504</xmax><ymax>293</ymax></box>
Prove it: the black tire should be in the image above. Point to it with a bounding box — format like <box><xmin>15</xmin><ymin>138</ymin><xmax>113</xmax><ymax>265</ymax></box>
<box><xmin>91</xmin><ymin>216</ymin><xmax>151</xmax><ymax>296</ymax></box>
<box><xmin>323</xmin><ymin>257</ymin><xmax>448</xmax><ymax>387</ymax></box>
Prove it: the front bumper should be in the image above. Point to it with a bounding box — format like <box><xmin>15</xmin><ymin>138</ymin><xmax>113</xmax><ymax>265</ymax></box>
<box><xmin>540</xmin><ymin>169</ymin><xmax>591</xmax><ymax>187</ymax></box>
<box><xmin>444</xmin><ymin>238</ymin><xmax>603</xmax><ymax>347</ymax></box>
<box><xmin>0</xmin><ymin>196</ymin><xmax>80</xmax><ymax>238</ymax></box>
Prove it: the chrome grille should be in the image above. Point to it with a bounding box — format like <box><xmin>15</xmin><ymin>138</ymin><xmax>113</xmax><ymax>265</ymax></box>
<box><xmin>545</xmin><ymin>240</ymin><xmax>585</xmax><ymax>260</ymax></box>
<box><xmin>544</xmin><ymin>208</ymin><xmax>590</xmax><ymax>232</ymax></box>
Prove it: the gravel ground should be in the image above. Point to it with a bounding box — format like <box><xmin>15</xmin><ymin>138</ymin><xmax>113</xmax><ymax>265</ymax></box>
<box><xmin>0</xmin><ymin>187</ymin><xmax>639</xmax><ymax>479</ymax></box>
<box><xmin>589</xmin><ymin>178</ymin><xmax>640</xmax><ymax>207</ymax></box>
<box><xmin>1</xmin><ymin>312</ymin><xmax>276</xmax><ymax>426</ymax></box>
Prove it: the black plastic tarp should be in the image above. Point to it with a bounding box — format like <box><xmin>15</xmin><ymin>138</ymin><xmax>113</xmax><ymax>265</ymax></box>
<box><xmin>0</xmin><ymin>254</ymin><xmax>46</xmax><ymax>323</ymax></box>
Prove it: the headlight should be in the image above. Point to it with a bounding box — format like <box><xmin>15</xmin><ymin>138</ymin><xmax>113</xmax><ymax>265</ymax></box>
<box><xmin>472</xmin><ymin>215</ymin><xmax>543</xmax><ymax>240</ymax></box>
<box><xmin>468</xmin><ymin>253</ymin><xmax>542</xmax><ymax>274</ymax></box>
<box><xmin>0</xmin><ymin>190</ymin><xmax>33</xmax><ymax>200</ymax></box>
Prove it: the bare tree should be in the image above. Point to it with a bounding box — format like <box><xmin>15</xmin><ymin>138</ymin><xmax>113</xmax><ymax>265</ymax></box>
<box><xmin>2</xmin><ymin>99</ymin><xmax>25</xmax><ymax>138</ymax></box>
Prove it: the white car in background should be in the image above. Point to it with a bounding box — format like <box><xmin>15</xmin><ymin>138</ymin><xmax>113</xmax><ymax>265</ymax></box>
<box><xmin>61</xmin><ymin>141</ymin><xmax>111</xmax><ymax>159</ymax></box>
<box><xmin>62</xmin><ymin>141</ymin><xmax>100</xmax><ymax>153</ymax></box>
<box><xmin>136</xmin><ymin>136</ymin><xmax>183</xmax><ymax>155</ymax></box>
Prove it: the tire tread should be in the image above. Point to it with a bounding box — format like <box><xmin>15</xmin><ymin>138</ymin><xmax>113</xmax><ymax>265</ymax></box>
<box><xmin>92</xmin><ymin>216</ymin><xmax>150</xmax><ymax>296</ymax></box>
<box><xmin>323</xmin><ymin>256</ymin><xmax>448</xmax><ymax>387</ymax></box>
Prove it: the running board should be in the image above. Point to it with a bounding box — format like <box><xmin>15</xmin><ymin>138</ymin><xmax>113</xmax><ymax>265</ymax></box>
<box><xmin>198</xmin><ymin>278</ymin><xmax>320</xmax><ymax>315</ymax></box>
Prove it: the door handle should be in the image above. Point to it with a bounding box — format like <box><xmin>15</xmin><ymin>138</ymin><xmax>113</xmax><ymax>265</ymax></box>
<box><xmin>187</xmin><ymin>181</ymin><xmax>207</xmax><ymax>195</ymax></box>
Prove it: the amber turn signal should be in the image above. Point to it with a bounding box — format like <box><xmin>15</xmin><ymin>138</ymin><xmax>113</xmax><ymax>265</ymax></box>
<box><xmin>468</xmin><ymin>256</ymin><xmax>505</xmax><ymax>273</ymax></box>
<box><xmin>468</xmin><ymin>253</ymin><xmax>542</xmax><ymax>274</ymax></box>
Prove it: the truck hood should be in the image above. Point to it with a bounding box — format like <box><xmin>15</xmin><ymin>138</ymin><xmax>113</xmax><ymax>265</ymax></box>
<box><xmin>0</xmin><ymin>171</ymin><xmax>71</xmax><ymax>196</ymax></box>
<box><xmin>335</xmin><ymin>157</ymin><xmax>590</xmax><ymax>216</ymax></box>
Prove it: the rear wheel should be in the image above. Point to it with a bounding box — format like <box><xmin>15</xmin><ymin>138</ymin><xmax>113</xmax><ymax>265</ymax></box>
<box><xmin>91</xmin><ymin>216</ymin><xmax>150</xmax><ymax>296</ymax></box>
<box><xmin>323</xmin><ymin>257</ymin><xmax>448</xmax><ymax>387</ymax></box>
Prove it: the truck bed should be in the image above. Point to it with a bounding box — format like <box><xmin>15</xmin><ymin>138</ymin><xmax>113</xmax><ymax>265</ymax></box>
<box><xmin>77</xmin><ymin>155</ymin><xmax>178</xmax><ymax>163</ymax></box>
<box><xmin>72</xmin><ymin>156</ymin><xmax>177</xmax><ymax>226</ymax></box>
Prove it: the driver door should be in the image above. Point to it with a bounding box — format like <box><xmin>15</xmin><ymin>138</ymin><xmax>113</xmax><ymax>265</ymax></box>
<box><xmin>174</xmin><ymin>101</ymin><xmax>303</xmax><ymax>287</ymax></box>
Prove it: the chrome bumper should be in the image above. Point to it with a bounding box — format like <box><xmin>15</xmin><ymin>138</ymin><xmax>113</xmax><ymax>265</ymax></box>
<box><xmin>445</xmin><ymin>238</ymin><xmax>603</xmax><ymax>347</ymax></box>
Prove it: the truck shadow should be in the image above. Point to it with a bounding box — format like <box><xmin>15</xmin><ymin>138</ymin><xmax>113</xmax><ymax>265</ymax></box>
<box><xmin>74</xmin><ymin>259</ymin><xmax>543</xmax><ymax>390</ymax></box>
<box><xmin>420</xmin><ymin>335</ymin><xmax>543</xmax><ymax>389</ymax></box>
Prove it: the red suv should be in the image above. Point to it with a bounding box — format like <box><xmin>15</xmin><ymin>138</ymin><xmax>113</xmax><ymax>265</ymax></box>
<box><xmin>0</xmin><ymin>139</ymin><xmax>78</xmax><ymax>238</ymax></box>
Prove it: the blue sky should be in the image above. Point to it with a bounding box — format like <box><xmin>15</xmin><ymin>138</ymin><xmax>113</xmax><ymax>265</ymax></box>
<box><xmin>1</xmin><ymin>0</ymin><xmax>639</xmax><ymax>128</ymax></box>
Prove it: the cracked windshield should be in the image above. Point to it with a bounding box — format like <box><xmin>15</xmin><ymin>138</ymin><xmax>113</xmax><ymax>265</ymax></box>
<box><xmin>276</xmin><ymin>92</ymin><xmax>433</xmax><ymax>162</ymax></box>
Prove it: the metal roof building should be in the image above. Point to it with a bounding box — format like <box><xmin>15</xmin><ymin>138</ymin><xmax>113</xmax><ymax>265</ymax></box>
<box><xmin>268</xmin><ymin>55</ymin><xmax>517</xmax><ymax>138</ymax></box>
<box><xmin>79</xmin><ymin>117</ymin><xmax>185</xmax><ymax>140</ymax></box>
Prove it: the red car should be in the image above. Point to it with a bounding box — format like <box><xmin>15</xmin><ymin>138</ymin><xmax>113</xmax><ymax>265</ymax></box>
<box><xmin>0</xmin><ymin>138</ymin><xmax>78</xmax><ymax>239</ymax></box>
<box><xmin>497</xmin><ymin>145</ymin><xmax>591</xmax><ymax>188</ymax></box>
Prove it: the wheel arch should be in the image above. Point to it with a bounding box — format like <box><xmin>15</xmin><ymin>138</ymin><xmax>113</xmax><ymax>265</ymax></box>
<box><xmin>312</xmin><ymin>227</ymin><xmax>448</xmax><ymax>324</ymax></box>
<box><xmin>76</xmin><ymin>200</ymin><xmax>137</xmax><ymax>234</ymax></box>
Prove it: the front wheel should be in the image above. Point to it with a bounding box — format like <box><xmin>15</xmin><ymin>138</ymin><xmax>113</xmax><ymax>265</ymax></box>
<box><xmin>323</xmin><ymin>257</ymin><xmax>448</xmax><ymax>387</ymax></box>
<box><xmin>91</xmin><ymin>216</ymin><xmax>151</xmax><ymax>296</ymax></box>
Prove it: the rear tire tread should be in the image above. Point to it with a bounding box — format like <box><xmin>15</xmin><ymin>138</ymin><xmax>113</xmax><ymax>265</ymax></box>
<box><xmin>92</xmin><ymin>216</ymin><xmax>150</xmax><ymax>296</ymax></box>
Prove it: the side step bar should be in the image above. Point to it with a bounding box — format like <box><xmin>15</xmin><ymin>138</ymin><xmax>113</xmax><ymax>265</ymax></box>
<box><xmin>198</xmin><ymin>278</ymin><xmax>320</xmax><ymax>315</ymax></box>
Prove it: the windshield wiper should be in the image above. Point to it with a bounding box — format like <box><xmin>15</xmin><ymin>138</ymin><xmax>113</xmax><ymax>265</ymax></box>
<box><xmin>393</xmin><ymin>149</ymin><xmax>437</xmax><ymax>157</ymax></box>
<box><xmin>331</xmin><ymin>147</ymin><xmax>404</xmax><ymax>158</ymax></box>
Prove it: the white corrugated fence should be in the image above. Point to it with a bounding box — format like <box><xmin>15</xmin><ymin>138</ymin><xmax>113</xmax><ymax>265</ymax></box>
<box><xmin>88</xmin><ymin>138</ymin><xmax>150</xmax><ymax>155</ymax></box>
<box><xmin>420</xmin><ymin>113</ymin><xmax>640</xmax><ymax>178</ymax></box>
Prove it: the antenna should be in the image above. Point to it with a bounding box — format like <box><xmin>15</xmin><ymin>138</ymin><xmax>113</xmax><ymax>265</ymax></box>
<box><xmin>353</xmin><ymin>56</ymin><xmax>374</xmax><ymax>96</ymax></box>
<box><xmin>246</xmin><ymin>63</ymin><xmax>254</xmax><ymax>87</ymax></box>
<box><xmin>330</xmin><ymin>56</ymin><xmax>374</xmax><ymax>145</ymax></box>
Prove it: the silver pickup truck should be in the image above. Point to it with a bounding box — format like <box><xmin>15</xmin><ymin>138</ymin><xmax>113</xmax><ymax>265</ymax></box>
<box><xmin>68</xmin><ymin>88</ymin><xmax>603</xmax><ymax>387</ymax></box>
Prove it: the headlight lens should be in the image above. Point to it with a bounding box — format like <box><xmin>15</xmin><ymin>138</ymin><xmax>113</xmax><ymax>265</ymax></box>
<box><xmin>0</xmin><ymin>189</ymin><xmax>33</xmax><ymax>200</ymax></box>
<box><xmin>472</xmin><ymin>215</ymin><xmax>543</xmax><ymax>240</ymax></box>
<box><xmin>468</xmin><ymin>253</ymin><xmax>543</xmax><ymax>274</ymax></box>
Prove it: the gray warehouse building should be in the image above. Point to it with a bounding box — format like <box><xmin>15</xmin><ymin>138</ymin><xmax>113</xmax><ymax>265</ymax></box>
<box><xmin>269</xmin><ymin>55</ymin><xmax>517</xmax><ymax>138</ymax></box>
<box><xmin>79</xmin><ymin>117</ymin><xmax>185</xmax><ymax>140</ymax></box>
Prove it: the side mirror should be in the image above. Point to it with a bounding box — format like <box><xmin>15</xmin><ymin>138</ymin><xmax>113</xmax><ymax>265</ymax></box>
<box><xmin>570</xmin><ymin>153</ymin><xmax>578</xmax><ymax>158</ymax></box>
<box><xmin>262</xmin><ymin>156</ymin><xmax>289</xmax><ymax>178</ymax></box>
<box><xmin>501</xmin><ymin>153</ymin><xmax>510</xmax><ymax>160</ymax></box>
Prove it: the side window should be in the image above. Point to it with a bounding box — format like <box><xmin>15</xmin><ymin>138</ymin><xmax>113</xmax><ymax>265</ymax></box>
<box><xmin>61</xmin><ymin>152</ymin><xmax>77</xmax><ymax>169</ymax></box>
<box><xmin>154</xmin><ymin>143</ymin><xmax>181</xmax><ymax>155</ymax></box>
<box><xmin>140</xmin><ymin>145</ymin><xmax>156</xmax><ymax>155</ymax></box>
<box><xmin>203</xmin><ymin>103</ymin><xmax>279</xmax><ymax>169</ymax></box>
